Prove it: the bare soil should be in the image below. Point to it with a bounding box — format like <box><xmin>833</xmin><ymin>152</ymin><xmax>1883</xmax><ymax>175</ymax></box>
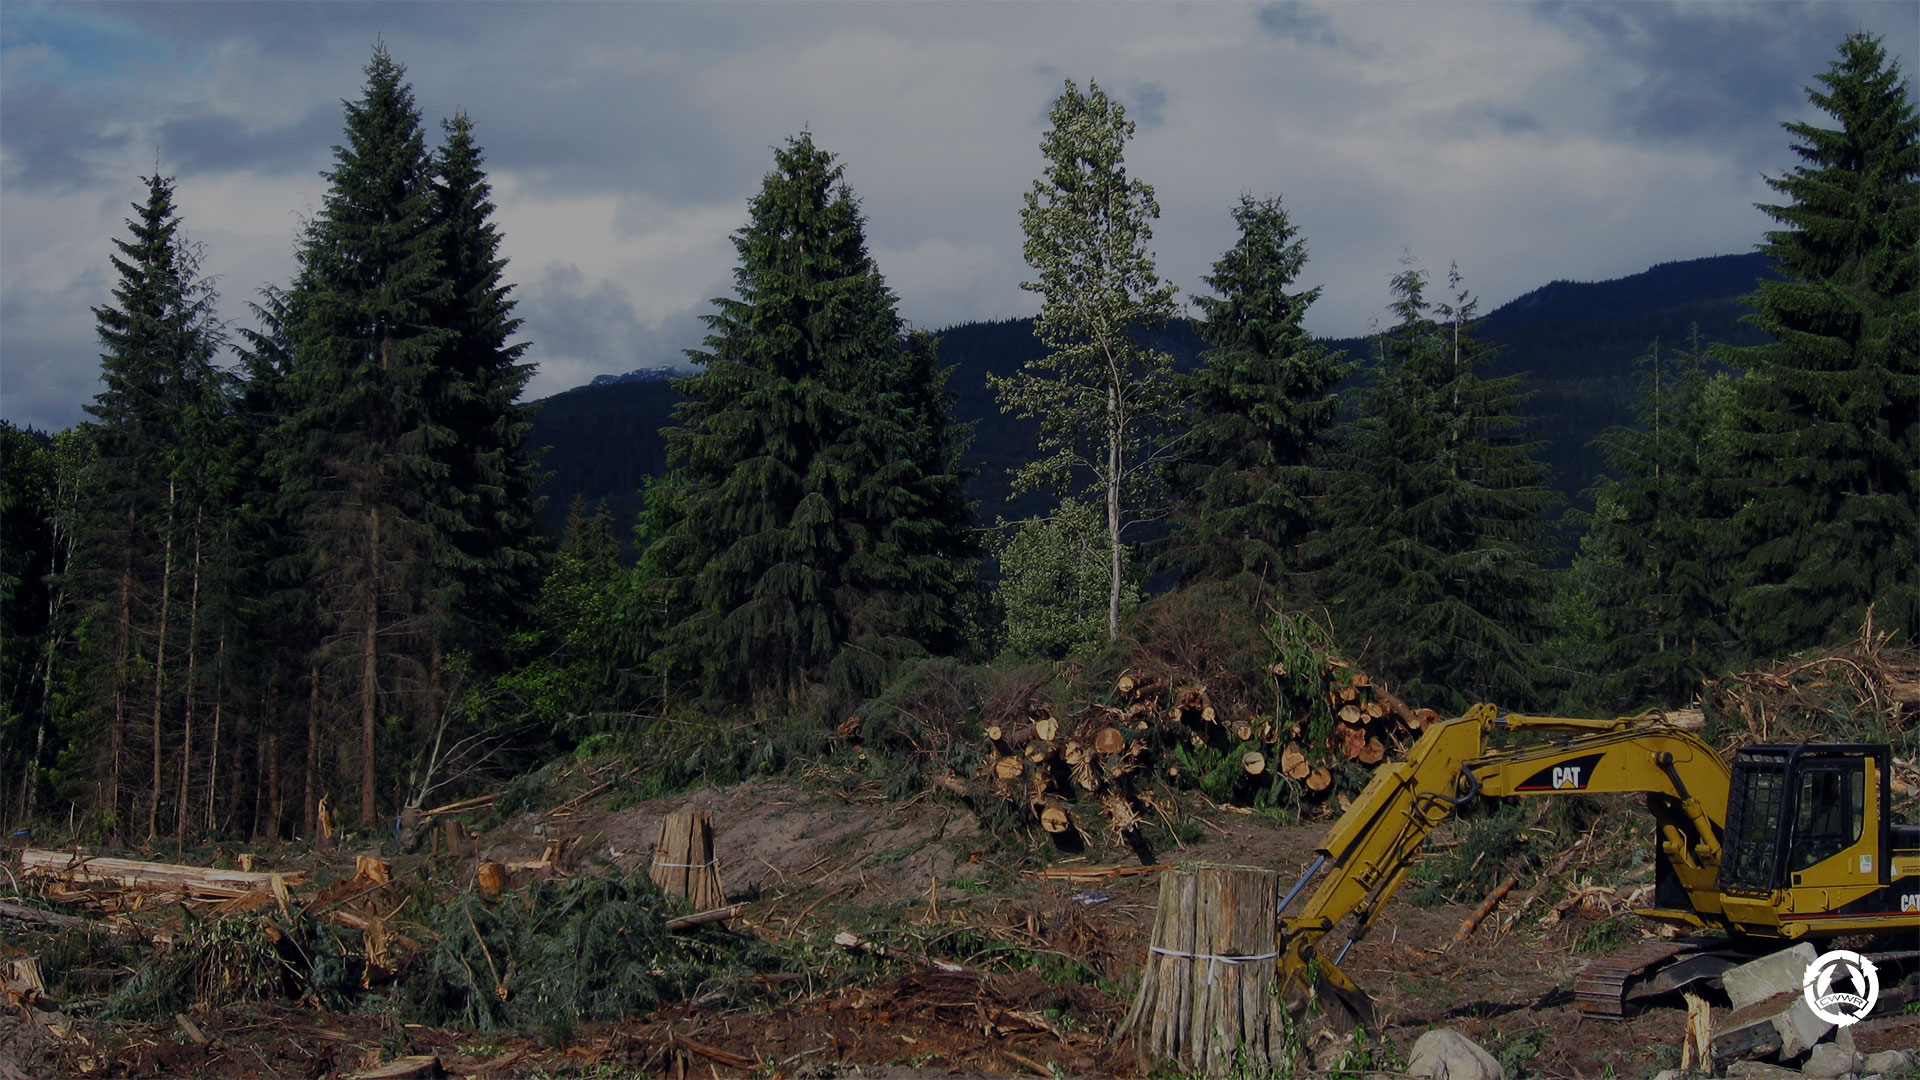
<box><xmin>4</xmin><ymin>771</ymin><xmax>1914</xmax><ymax>1079</ymax></box>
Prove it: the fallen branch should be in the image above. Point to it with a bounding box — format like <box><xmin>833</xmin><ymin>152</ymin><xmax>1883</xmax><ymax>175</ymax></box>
<box><xmin>664</xmin><ymin>905</ymin><xmax>739</xmax><ymax>932</ymax></box>
<box><xmin>1452</xmin><ymin>875</ymin><xmax>1519</xmax><ymax>944</ymax></box>
<box><xmin>1026</xmin><ymin>863</ymin><xmax>1169</xmax><ymax>882</ymax></box>
<box><xmin>673</xmin><ymin>1032</ymin><xmax>758</xmax><ymax>1071</ymax></box>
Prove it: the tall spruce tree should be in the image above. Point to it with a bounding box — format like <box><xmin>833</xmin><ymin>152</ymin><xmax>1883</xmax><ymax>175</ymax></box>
<box><xmin>1323</xmin><ymin>262</ymin><xmax>1558</xmax><ymax>713</ymax></box>
<box><xmin>1721</xmin><ymin>32</ymin><xmax>1919</xmax><ymax>656</ymax></box>
<box><xmin>642</xmin><ymin>135</ymin><xmax>975</xmax><ymax>704</ymax></box>
<box><xmin>74</xmin><ymin>173</ymin><xmax>230</xmax><ymax>839</ymax></box>
<box><xmin>276</xmin><ymin>44</ymin><xmax>449</xmax><ymax>825</ymax></box>
<box><xmin>994</xmin><ymin>79</ymin><xmax>1179</xmax><ymax>642</ymax></box>
<box><xmin>1164</xmin><ymin>194</ymin><xmax>1348</xmax><ymax>606</ymax></box>
<box><xmin>1567</xmin><ymin>333</ymin><xmax>1739</xmax><ymax>708</ymax></box>
<box><xmin>427</xmin><ymin>113</ymin><xmax>544</xmax><ymax>664</ymax></box>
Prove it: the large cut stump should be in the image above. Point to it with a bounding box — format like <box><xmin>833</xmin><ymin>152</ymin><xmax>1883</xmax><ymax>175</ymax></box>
<box><xmin>1120</xmin><ymin>863</ymin><xmax>1290</xmax><ymax>1076</ymax></box>
<box><xmin>649</xmin><ymin>811</ymin><xmax>727</xmax><ymax>910</ymax></box>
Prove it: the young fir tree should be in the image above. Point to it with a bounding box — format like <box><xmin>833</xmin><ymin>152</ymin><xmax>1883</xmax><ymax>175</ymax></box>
<box><xmin>1566</xmin><ymin>333</ymin><xmax>1739</xmax><ymax>708</ymax></box>
<box><xmin>74</xmin><ymin>173</ymin><xmax>231</xmax><ymax>839</ymax></box>
<box><xmin>275</xmin><ymin>44</ymin><xmax>449</xmax><ymax>825</ymax></box>
<box><xmin>1721</xmin><ymin>32</ymin><xmax>1919</xmax><ymax>657</ymax></box>
<box><xmin>1164</xmin><ymin>194</ymin><xmax>1348</xmax><ymax>606</ymax></box>
<box><xmin>642</xmin><ymin>135</ymin><xmax>975</xmax><ymax>704</ymax></box>
<box><xmin>1323</xmin><ymin>262</ymin><xmax>1558</xmax><ymax>713</ymax></box>
<box><xmin>427</xmin><ymin>113</ymin><xmax>545</xmax><ymax>667</ymax></box>
<box><xmin>994</xmin><ymin>79</ymin><xmax>1179</xmax><ymax>642</ymax></box>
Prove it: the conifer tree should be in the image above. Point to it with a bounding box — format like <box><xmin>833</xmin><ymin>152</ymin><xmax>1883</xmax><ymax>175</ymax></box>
<box><xmin>276</xmin><ymin>44</ymin><xmax>449</xmax><ymax>825</ymax></box>
<box><xmin>73</xmin><ymin>173</ymin><xmax>230</xmax><ymax>839</ymax></box>
<box><xmin>1721</xmin><ymin>32</ymin><xmax>1919</xmax><ymax>655</ymax></box>
<box><xmin>995</xmin><ymin>79</ymin><xmax>1179</xmax><ymax>642</ymax></box>
<box><xmin>1567</xmin><ymin>332</ymin><xmax>1738</xmax><ymax>707</ymax></box>
<box><xmin>1165</xmin><ymin>194</ymin><xmax>1348</xmax><ymax>606</ymax></box>
<box><xmin>643</xmin><ymin>135</ymin><xmax>975</xmax><ymax>703</ymax></box>
<box><xmin>1324</xmin><ymin>262</ymin><xmax>1558</xmax><ymax>713</ymax></box>
<box><xmin>428</xmin><ymin>113</ymin><xmax>545</xmax><ymax>665</ymax></box>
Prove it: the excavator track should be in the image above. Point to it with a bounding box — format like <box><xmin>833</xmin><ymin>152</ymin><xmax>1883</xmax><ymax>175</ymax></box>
<box><xmin>1574</xmin><ymin>939</ymin><xmax>1699</xmax><ymax>1017</ymax></box>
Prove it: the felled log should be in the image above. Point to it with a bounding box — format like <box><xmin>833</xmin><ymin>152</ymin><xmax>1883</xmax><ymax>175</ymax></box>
<box><xmin>1023</xmin><ymin>739</ymin><xmax>1057</xmax><ymax>765</ymax></box>
<box><xmin>1280</xmin><ymin>744</ymin><xmax>1311</xmax><ymax>780</ymax></box>
<box><xmin>1037</xmin><ymin>800</ymin><xmax>1074</xmax><ymax>835</ymax></box>
<box><xmin>1357</xmin><ymin>738</ymin><xmax>1387</xmax><ymax>766</ymax></box>
<box><xmin>993</xmin><ymin>755</ymin><xmax>1026</xmax><ymax>782</ymax></box>
<box><xmin>1174</xmin><ymin>687</ymin><xmax>1216</xmax><ymax>724</ymax></box>
<box><xmin>665</xmin><ymin>905</ymin><xmax>739</xmax><ymax>931</ymax></box>
<box><xmin>350</xmin><ymin>1055</ymin><xmax>444</xmax><ymax>1080</ymax></box>
<box><xmin>1033</xmin><ymin>715</ymin><xmax>1060</xmax><ymax>743</ymax></box>
<box><xmin>1093</xmin><ymin>726</ymin><xmax>1126</xmax><ymax>755</ymax></box>
<box><xmin>21</xmin><ymin>849</ymin><xmax>308</xmax><ymax>899</ymax></box>
<box><xmin>1117</xmin><ymin>672</ymin><xmax>1166</xmax><ymax>700</ymax></box>
<box><xmin>1229</xmin><ymin>720</ymin><xmax>1255</xmax><ymax>743</ymax></box>
<box><xmin>1120</xmin><ymin>864</ymin><xmax>1290</xmax><ymax>1075</ymax></box>
<box><xmin>1304</xmin><ymin>767</ymin><xmax>1332</xmax><ymax>793</ymax></box>
<box><xmin>1241</xmin><ymin>751</ymin><xmax>1266</xmax><ymax>776</ymax></box>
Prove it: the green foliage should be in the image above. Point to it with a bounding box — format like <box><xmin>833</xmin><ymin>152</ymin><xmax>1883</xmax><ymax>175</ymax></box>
<box><xmin>998</xmin><ymin>498</ymin><xmax>1139</xmax><ymax>660</ymax></box>
<box><xmin>1720</xmin><ymin>32</ymin><xmax>1920</xmax><ymax>657</ymax></box>
<box><xmin>994</xmin><ymin>78</ymin><xmax>1179</xmax><ymax>643</ymax></box>
<box><xmin>1562</xmin><ymin>332</ymin><xmax>1740</xmax><ymax>710</ymax></box>
<box><xmin>398</xmin><ymin>873</ymin><xmax>793</xmax><ymax>1042</ymax></box>
<box><xmin>1409</xmin><ymin>800</ymin><xmax>1535</xmax><ymax>906</ymax></box>
<box><xmin>104</xmin><ymin>913</ymin><xmax>289</xmax><ymax>1020</ymax></box>
<box><xmin>1496</xmin><ymin>1029</ymin><xmax>1547</xmax><ymax>1078</ymax></box>
<box><xmin>1165</xmin><ymin>194</ymin><xmax>1350</xmax><ymax>605</ymax></box>
<box><xmin>1324</xmin><ymin>260</ymin><xmax>1560</xmax><ymax>713</ymax></box>
<box><xmin>641</xmin><ymin>134</ymin><xmax>977</xmax><ymax>707</ymax></box>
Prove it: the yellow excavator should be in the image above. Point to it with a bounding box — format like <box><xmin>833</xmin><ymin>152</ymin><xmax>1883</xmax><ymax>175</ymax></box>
<box><xmin>1274</xmin><ymin>704</ymin><xmax>1920</xmax><ymax>1025</ymax></box>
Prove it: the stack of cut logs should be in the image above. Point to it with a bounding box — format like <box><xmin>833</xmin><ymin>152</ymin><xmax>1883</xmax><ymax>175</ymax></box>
<box><xmin>981</xmin><ymin>704</ymin><xmax>1161</xmax><ymax>843</ymax></box>
<box><xmin>971</xmin><ymin>657</ymin><xmax>1441</xmax><ymax>840</ymax></box>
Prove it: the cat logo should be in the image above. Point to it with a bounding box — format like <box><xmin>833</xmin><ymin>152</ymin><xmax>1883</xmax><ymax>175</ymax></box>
<box><xmin>1517</xmin><ymin>753</ymin><xmax>1604</xmax><ymax>792</ymax></box>
<box><xmin>1901</xmin><ymin>894</ymin><xmax>1919</xmax><ymax>914</ymax></box>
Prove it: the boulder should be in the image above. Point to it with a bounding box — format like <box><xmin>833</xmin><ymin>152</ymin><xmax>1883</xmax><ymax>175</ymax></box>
<box><xmin>1802</xmin><ymin>1041</ymin><xmax>1862</xmax><ymax>1079</ymax></box>
<box><xmin>1863</xmin><ymin>1050</ymin><xmax>1914</xmax><ymax>1075</ymax></box>
<box><xmin>1723</xmin><ymin>944</ymin><xmax>1820</xmax><ymax>1012</ymax></box>
<box><xmin>1406</xmin><ymin>1030</ymin><xmax>1505</xmax><ymax>1080</ymax></box>
<box><xmin>1726</xmin><ymin>1062</ymin><xmax>1803</xmax><ymax>1080</ymax></box>
<box><xmin>1769</xmin><ymin>996</ymin><xmax>1833</xmax><ymax>1058</ymax></box>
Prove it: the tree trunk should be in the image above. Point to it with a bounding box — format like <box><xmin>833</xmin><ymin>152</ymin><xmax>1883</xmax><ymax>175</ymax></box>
<box><xmin>304</xmin><ymin>663</ymin><xmax>319</xmax><ymax>839</ymax></box>
<box><xmin>1120</xmin><ymin>864</ymin><xmax>1290</xmax><ymax>1076</ymax></box>
<box><xmin>177</xmin><ymin>508</ymin><xmax>203</xmax><ymax>841</ymax></box>
<box><xmin>148</xmin><ymin>479</ymin><xmax>176</xmax><ymax>841</ymax></box>
<box><xmin>1107</xmin><ymin>382</ymin><xmax>1123</xmax><ymax>641</ymax></box>
<box><xmin>360</xmin><ymin>505</ymin><xmax>380</xmax><ymax>827</ymax></box>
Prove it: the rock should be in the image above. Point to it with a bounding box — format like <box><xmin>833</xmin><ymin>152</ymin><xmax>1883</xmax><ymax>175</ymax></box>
<box><xmin>1863</xmin><ymin>1050</ymin><xmax>1913</xmax><ymax>1075</ymax></box>
<box><xmin>1406</xmin><ymin>1030</ymin><xmax>1506</xmax><ymax>1080</ymax></box>
<box><xmin>1833</xmin><ymin>1026</ymin><xmax>1855</xmax><ymax>1054</ymax></box>
<box><xmin>1652</xmin><ymin>1070</ymin><xmax>1683</xmax><ymax>1080</ymax></box>
<box><xmin>1727</xmin><ymin>1062</ymin><xmax>1803</xmax><ymax>1080</ymax></box>
<box><xmin>1723</xmin><ymin>944</ymin><xmax>1820</xmax><ymax>1012</ymax></box>
<box><xmin>1769</xmin><ymin>996</ymin><xmax>1833</xmax><ymax>1058</ymax></box>
<box><xmin>1803</xmin><ymin>1042</ymin><xmax>1863</xmax><ymax>1079</ymax></box>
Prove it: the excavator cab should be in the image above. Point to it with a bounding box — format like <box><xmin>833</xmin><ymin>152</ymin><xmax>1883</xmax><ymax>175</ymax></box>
<box><xmin>1717</xmin><ymin>744</ymin><xmax>1887</xmax><ymax>897</ymax></box>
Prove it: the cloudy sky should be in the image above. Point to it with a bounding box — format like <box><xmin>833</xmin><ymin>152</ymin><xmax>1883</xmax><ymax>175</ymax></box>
<box><xmin>2</xmin><ymin>1</ymin><xmax>1913</xmax><ymax>433</ymax></box>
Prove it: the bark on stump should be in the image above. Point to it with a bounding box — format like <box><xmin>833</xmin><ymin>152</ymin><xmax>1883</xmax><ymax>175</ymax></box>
<box><xmin>1121</xmin><ymin>863</ymin><xmax>1290</xmax><ymax>1076</ymax></box>
<box><xmin>649</xmin><ymin>811</ymin><xmax>727</xmax><ymax>910</ymax></box>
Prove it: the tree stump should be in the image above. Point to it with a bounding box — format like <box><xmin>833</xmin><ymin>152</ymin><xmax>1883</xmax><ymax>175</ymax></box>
<box><xmin>1120</xmin><ymin>863</ymin><xmax>1290</xmax><ymax>1076</ymax></box>
<box><xmin>649</xmin><ymin>811</ymin><xmax>727</xmax><ymax>910</ymax></box>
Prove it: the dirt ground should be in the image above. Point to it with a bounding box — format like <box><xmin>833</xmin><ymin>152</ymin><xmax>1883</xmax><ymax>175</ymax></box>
<box><xmin>4</xmin><ymin>771</ymin><xmax>1915</xmax><ymax>1079</ymax></box>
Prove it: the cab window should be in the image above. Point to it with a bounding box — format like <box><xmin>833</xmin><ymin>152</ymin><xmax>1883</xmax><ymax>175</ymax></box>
<box><xmin>1788</xmin><ymin>762</ymin><xmax>1864</xmax><ymax>873</ymax></box>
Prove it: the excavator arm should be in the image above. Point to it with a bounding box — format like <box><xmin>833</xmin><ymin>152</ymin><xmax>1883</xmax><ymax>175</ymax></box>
<box><xmin>1274</xmin><ymin>703</ymin><xmax>1733</xmax><ymax>1025</ymax></box>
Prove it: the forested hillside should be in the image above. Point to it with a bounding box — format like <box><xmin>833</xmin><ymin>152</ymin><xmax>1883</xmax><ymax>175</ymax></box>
<box><xmin>529</xmin><ymin>251</ymin><xmax>1775</xmax><ymax>545</ymax></box>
